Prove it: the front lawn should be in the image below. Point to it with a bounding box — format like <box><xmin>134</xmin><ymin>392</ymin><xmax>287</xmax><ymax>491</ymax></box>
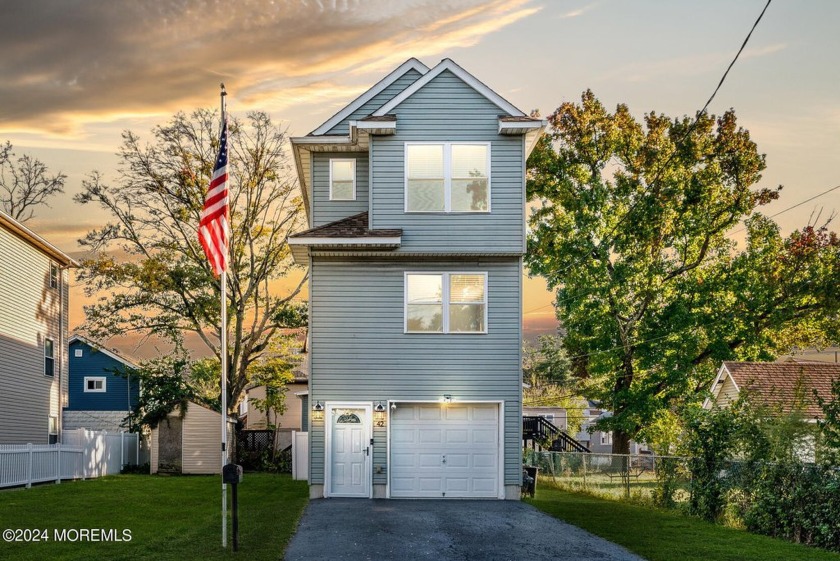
<box><xmin>526</xmin><ymin>485</ymin><xmax>840</xmax><ymax>561</ymax></box>
<box><xmin>0</xmin><ymin>473</ymin><xmax>308</xmax><ymax>561</ymax></box>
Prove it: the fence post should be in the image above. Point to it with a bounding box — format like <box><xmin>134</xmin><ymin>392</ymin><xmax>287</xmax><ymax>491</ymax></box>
<box><xmin>56</xmin><ymin>444</ymin><xmax>61</xmax><ymax>484</ymax></box>
<box><xmin>26</xmin><ymin>443</ymin><xmax>33</xmax><ymax>488</ymax></box>
<box><xmin>121</xmin><ymin>431</ymin><xmax>125</xmax><ymax>471</ymax></box>
<box><xmin>624</xmin><ymin>454</ymin><xmax>630</xmax><ymax>499</ymax></box>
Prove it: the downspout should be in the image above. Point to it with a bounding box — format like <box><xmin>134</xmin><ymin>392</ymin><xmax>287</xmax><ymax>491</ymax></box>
<box><xmin>57</xmin><ymin>266</ymin><xmax>67</xmax><ymax>443</ymax></box>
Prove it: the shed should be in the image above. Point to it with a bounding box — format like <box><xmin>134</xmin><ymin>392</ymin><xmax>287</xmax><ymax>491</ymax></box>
<box><xmin>149</xmin><ymin>401</ymin><xmax>234</xmax><ymax>475</ymax></box>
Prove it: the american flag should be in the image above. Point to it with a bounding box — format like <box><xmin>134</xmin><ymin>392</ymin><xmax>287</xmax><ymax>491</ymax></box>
<box><xmin>199</xmin><ymin>120</ymin><xmax>230</xmax><ymax>276</ymax></box>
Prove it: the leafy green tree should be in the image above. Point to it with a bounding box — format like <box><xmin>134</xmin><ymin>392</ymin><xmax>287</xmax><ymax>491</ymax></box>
<box><xmin>123</xmin><ymin>356</ymin><xmax>216</xmax><ymax>430</ymax></box>
<box><xmin>527</xmin><ymin>91</ymin><xmax>840</xmax><ymax>453</ymax></box>
<box><xmin>76</xmin><ymin>109</ymin><xmax>307</xmax><ymax>414</ymax></box>
<box><xmin>817</xmin><ymin>377</ymin><xmax>840</xmax><ymax>464</ymax></box>
<box><xmin>0</xmin><ymin>140</ymin><xmax>66</xmax><ymax>221</ymax></box>
<box><xmin>522</xmin><ymin>335</ymin><xmax>585</xmax><ymax>432</ymax></box>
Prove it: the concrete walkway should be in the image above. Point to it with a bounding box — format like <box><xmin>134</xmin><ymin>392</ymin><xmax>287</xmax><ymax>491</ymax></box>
<box><xmin>284</xmin><ymin>499</ymin><xmax>645</xmax><ymax>561</ymax></box>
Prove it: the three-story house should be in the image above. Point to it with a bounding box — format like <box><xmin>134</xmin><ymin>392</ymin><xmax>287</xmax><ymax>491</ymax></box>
<box><xmin>289</xmin><ymin>58</ymin><xmax>544</xmax><ymax>499</ymax></box>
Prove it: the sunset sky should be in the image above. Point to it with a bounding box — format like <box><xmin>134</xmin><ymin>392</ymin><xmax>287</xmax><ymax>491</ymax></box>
<box><xmin>2</xmin><ymin>0</ymin><xmax>838</xmax><ymax>349</ymax></box>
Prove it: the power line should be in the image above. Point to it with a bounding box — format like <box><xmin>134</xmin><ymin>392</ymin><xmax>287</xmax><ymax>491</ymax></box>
<box><xmin>729</xmin><ymin>184</ymin><xmax>840</xmax><ymax>236</ymax></box>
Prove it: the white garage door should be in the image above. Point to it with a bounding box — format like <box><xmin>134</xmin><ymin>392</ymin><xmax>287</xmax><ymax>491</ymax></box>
<box><xmin>390</xmin><ymin>403</ymin><xmax>500</xmax><ymax>498</ymax></box>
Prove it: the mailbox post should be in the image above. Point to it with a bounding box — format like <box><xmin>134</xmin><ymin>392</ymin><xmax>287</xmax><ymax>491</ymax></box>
<box><xmin>223</xmin><ymin>464</ymin><xmax>243</xmax><ymax>551</ymax></box>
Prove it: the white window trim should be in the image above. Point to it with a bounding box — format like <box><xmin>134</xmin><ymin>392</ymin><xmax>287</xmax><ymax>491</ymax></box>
<box><xmin>49</xmin><ymin>262</ymin><xmax>59</xmax><ymax>289</ymax></box>
<box><xmin>404</xmin><ymin>142</ymin><xmax>491</xmax><ymax>213</ymax></box>
<box><xmin>404</xmin><ymin>271</ymin><xmax>488</xmax><ymax>334</ymax></box>
<box><xmin>329</xmin><ymin>158</ymin><xmax>356</xmax><ymax>201</ymax></box>
<box><xmin>44</xmin><ymin>338</ymin><xmax>54</xmax><ymax>377</ymax></box>
<box><xmin>84</xmin><ymin>376</ymin><xmax>107</xmax><ymax>393</ymax></box>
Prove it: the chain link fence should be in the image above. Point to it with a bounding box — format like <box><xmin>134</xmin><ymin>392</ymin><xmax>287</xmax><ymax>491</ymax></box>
<box><xmin>524</xmin><ymin>450</ymin><xmax>692</xmax><ymax>503</ymax></box>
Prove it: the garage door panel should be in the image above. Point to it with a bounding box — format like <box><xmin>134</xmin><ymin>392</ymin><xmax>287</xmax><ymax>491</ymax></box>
<box><xmin>419</xmin><ymin>453</ymin><xmax>442</xmax><ymax>467</ymax></box>
<box><xmin>445</xmin><ymin>429</ymin><xmax>469</xmax><ymax>444</ymax></box>
<box><xmin>444</xmin><ymin>406</ymin><xmax>469</xmax><ymax>421</ymax></box>
<box><xmin>418</xmin><ymin>429</ymin><xmax>442</xmax><ymax>443</ymax></box>
<box><xmin>473</xmin><ymin>453</ymin><xmax>497</xmax><ymax>468</ymax></box>
<box><xmin>472</xmin><ymin>429</ymin><xmax>497</xmax><ymax>444</ymax></box>
<box><xmin>418</xmin><ymin>407</ymin><xmax>442</xmax><ymax>421</ymax></box>
<box><xmin>472</xmin><ymin>406</ymin><xmax>498</xmax><ymax>421</ymax></box>
<box><xmin>390</xmin><ymin>403</ymin><xmax>500</xmax><ymax>498</ymax></box>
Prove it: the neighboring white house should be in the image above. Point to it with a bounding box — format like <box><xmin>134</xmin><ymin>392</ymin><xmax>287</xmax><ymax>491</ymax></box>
<box><xmin>0</xmin><ymin>210</ymin><xmax>78</xmax><ymax>444</ymax></box>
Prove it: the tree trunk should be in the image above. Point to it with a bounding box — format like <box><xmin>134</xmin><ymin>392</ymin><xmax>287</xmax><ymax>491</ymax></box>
<box><xmin>612</xmin><ymin>430</ymin><xmax>631</xmax><ymax>455</ymax></box>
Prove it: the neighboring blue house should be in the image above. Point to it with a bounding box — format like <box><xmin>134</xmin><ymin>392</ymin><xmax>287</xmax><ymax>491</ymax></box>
<box><xmin>289</xmin><ymin>58</ymin><xmax>544</xmax><ymax>499</ymax></box>
<box><xmin>63</xmin><ymin>334</ymin><xmax>139</xmax><ymax>432</ymax></box>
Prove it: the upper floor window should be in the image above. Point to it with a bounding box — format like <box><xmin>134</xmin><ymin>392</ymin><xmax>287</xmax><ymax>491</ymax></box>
<box><xmin>84</xmin><ymin>376</ymin><xmax>107</xmax><ymax>393</ymax></box>
<box><xmin>405</xmin><ymin>272</ymin><xmax>487</xmax><ymax>334</ymax></box>
<box><xmin>49</xmin><ymin>263</ymin><xmax>59</xmax><ymax>289</ymax></box>
<box><xmin>405</xmin><ymin>143</ymin><xmax>490</xmax><ymax>213</ymax></box>
<box><xmin>330</xmin><ymin>159</ymin><xmax>356</xmax><ymax>200</ymax></box>
<box><xmin>44</xmin><ymin>339</ymin><xmax>54</xmax><ymax>377</ymax></box>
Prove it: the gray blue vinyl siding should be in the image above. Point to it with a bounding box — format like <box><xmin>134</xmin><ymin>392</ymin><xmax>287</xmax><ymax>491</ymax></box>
<box><xmin>308</xmin><ymin>258</ymin><xmax>522</xmax><ymax>487</ymax></box>
<box><xmin>67</xmin><ymin>340</ymin><xmax>138</xmax><ymax>412</ymax></box>
<box><xmin>369</xmin><ymin>69</ymin><xmax>525</xmax><ymax>254</ymax></box>
<box><xmin>0</xmin><ymin>225</ymin><xmax>69</xmax><ymax>445</ymax></box>
<box><xmin>325</xmin><ymin>68</ymin><xmax>424</xmax><ymax>136</ymax></box>
<box><xmin>311</xmin><ymin>153</ymin><xmax>369</xmax><ymax>227</ymax></box>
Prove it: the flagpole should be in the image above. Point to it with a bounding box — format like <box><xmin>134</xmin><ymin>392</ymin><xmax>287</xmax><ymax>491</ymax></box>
<box><xmin>219</xmin><ymin>83</ymin><xmax>229</xmax><ymax>549</ymax></box>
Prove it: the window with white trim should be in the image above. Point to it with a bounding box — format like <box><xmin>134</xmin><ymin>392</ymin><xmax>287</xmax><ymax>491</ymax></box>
<box><xmin>329</xmin><ymin>159</ymin><xmax>356</xmax><ymax>200</ymax></box>
<box><xmin>84</xmin><ymin>376</ymin><xmax>107</xmax><ymax>393</ymax></box>
<box><xmin>49</xmin><ymin>263</ymin><xmax>59</xmax><ymax>289</ymax></box>
<box><xmin>44</xmin><ymin>338</ymin><xmax>54</xmax><ymax>377</ymax></box>
<box><xmin>405</xmin><ymin>143</ymin><xmax>489</xmax><ymax>212</ymax></box>
<box><xmin>601</xmin><ymin>432</ymin><xmax>613</xmax><ymax>446</ymax></box>
<box><xmin>405</xmin><ymin>272</ymin><xmax>487</xmax><ymax>333</ymax></box>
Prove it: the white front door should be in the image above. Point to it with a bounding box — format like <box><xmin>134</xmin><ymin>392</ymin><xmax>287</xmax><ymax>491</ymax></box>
<box><xmin>328</xmin><ymin>405</ymin><xmax>370</xmax><ymax>497</ymax></box>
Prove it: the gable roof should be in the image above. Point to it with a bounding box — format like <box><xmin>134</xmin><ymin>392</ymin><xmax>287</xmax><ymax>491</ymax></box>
<box><xmin>714</xmin><ymin>361</ymin><xmax>840</xmax><ymax>419</ymax></box>
<box><xmin>0</xmin><ymin>210</ymin><xmax>79</xmax><ymax>267</ymax></box>
<box><xmin>310</xmin><ymin>58</ymin><xmax>429</xmax><ymax>136</ymax></box>
<box><xmin>69</xmin><ymin>334</ymin><xmax>139</xmax><ymax>370</ymax></box>
<box><xmin>372</xmin><ymin>58</ymin><xmax>526</xmax><ymax>118</ymax></box>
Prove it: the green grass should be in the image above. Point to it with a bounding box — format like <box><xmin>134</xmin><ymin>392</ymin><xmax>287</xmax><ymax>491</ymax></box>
<box><xmin>0</xmin><ymin>473</ymin><xmax>308</xmax><ymax>561</ymax></box>
<box><xmin>526</xmin><ymin>485</ymin><xmax>840</xmax><ymax>561</ymax></box>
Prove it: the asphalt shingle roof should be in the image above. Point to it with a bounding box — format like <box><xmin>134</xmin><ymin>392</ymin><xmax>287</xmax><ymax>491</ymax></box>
<box><xmin>290</xmin><ymin>212</ymin><xmax>402</xmax><ymax>240</ymax></box>
<box><xmin>723</xmin><ymin>361</ymin><xmax>840</xmax><ymax>419</ymax></box>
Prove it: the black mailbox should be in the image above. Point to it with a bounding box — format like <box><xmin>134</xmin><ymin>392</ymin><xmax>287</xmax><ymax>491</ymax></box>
<box><xmin>223</xmin><ymin>463</ymin><xmax>243</xmax><ymax>484</ymax></box>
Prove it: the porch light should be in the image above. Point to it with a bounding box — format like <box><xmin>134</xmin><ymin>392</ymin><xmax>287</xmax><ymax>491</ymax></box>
<box><xmin>312</xmin><ymin>401</ymin><xmax>324</xmax><ymax>421</ymax></box>
<box><xmin>374</xmin><ymin>401</ymin><xmax>387</xmax><ymax>426</ymax></box>
<box><xmin>442</xmin><ymin>394</ymin><xmax>453</xmax><ymax>404</ymax></box>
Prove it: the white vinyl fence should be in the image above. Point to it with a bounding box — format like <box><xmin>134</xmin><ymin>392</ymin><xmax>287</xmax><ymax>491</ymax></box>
<box><xmin>0</xmin><ymin>429</ymin><xmax>140</xmax><ymax>489</ymax></box>
<box><xmin>291</xmin><ymin>431</ymin><xmax>308</xmax><ymax>481</ymax></box>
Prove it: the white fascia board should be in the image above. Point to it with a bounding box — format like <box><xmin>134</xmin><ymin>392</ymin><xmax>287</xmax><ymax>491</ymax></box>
<box><xmin>288</xmin><ymin>236</ymin><xmax>401</xmax><ymax>246</ymax></box>
<box><xmin>703</xmin><ymin>363</ymin><xmax>733</xmax><ymax>409</ymax></box>
<box><xmin>373</xmin><ymin>58</ymin><xmax>526</xmax><ymax>118</ymax></box>
<box><xmin>290</xmin><ymin>134</ymin><xmax>357</xmax><ymax>146</ymax></box>
<box><xmin>310</xmin><ymin>58</ymin><xmax>429</xmax><ymax>136</ymax></box>
<box><xmin>0</xmin><ymin>210</ymin><xmax>80</xmax><ymax>267</ymax></box>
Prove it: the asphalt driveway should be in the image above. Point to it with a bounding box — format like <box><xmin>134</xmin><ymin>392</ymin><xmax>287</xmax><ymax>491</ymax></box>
<box><xmin>284</xmin><ymin>498</ymin><xmax>645</xmax><ymax>561</ymax></box>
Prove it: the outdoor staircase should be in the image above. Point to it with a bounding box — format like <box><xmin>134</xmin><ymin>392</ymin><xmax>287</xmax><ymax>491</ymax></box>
<box><xmin>522</xmin><ymin>416</ymin><xmax>590</xmax><ymax>453</ymax></box>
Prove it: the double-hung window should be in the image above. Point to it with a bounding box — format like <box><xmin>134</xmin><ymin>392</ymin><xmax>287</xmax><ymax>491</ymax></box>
<box><xmin>329</xmin><ymin>159</ymin><xmax>356</xmax><ymax>200</ymax></box>
<box><xmin>44</xmin><ymin>338</ymin><xmax>54</xmax><ymax>377</ymax></box>
<box><xmin>405</xmin><ymin>272</ymin><xmax>487</xmax><ymax>333</ymax></box>
<box><xmin>49</xmin><ymin>263</ymin><xmax>59</xmax><ymax>289</ymax></box>
<box><xmin>405</xmin><ymin>143</ymin><xmax>489</xmax><ymax>212</ymax></box>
